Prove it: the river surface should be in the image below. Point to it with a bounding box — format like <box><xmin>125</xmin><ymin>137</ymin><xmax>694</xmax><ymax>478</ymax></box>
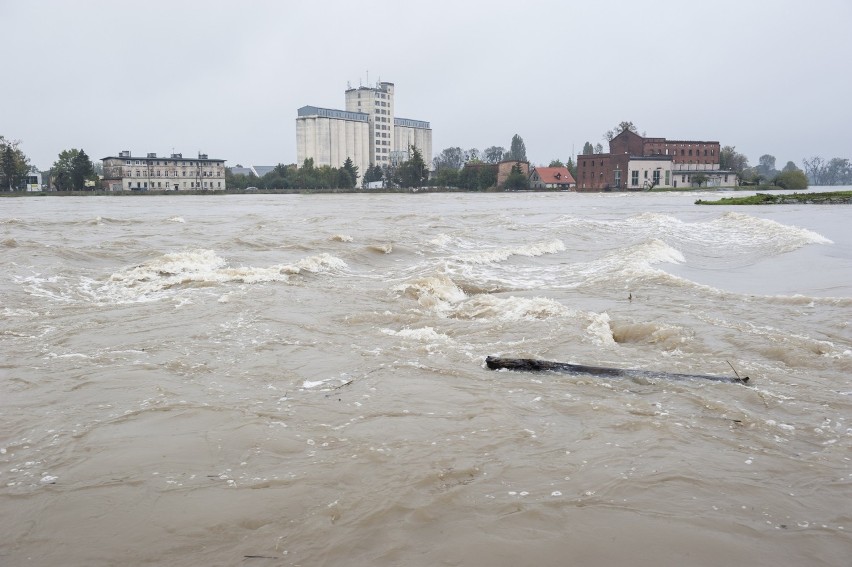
<box><xmin>2</xmin><ymin>190</ymin><xmax>851</xmax><ymax>566</ymax></box>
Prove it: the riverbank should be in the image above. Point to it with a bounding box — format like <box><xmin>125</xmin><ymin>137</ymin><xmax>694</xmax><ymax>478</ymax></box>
<box><xmin>695</xmin><ymin>191</ymin><xmax>852</xmax><ymax>205</ymax></box>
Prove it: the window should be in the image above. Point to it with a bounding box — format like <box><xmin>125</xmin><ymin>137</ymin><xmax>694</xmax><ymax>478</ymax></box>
<box><xmin>614</xmin><ymin>170</ymin><xmax>621</xmax><ymax>187</ymax></box>
<box><xmin>631</xmin><ymin>171</ymin><xmax>639</xmax><ymax>186</ymax></box>
<box><xmin>665</xmin><ymin>171</ymin><xmax>670</xmax><ymax>185</ymax></box>
<box><xmin>644</xmin><ymin>170</ymin><xmax>648</xmax><ymax>179</ymax></box>
<box><xmin>688</xmin><ymin>149</ymin><xmax>693</xmax><ymax>156</ymax></box>
<box><xmin>652</xmin><ymin>170</ymin><xmax>661</xmax><ymax>185</ymax></box>
<box><xmin>680</xmin><ymin>149</ymin><xmax>685</xmax><ymax>156</ymax></box>
<box><xmin>135</xmin><ymin>160</ymin><xmax>140</xmax><ymax>165</ymax></box>
<box><xmin>125</xmin><ymin>160</ymin><xmax>131</xmax><ymax>165</ymax></box>
<box><xmin>127</xmin><ymin>182</ymin><xmax>132</xmax><ymax>188</ymax></box>
<box><xmin>704</xmin><ymin>149</ymin><xmax>708</xmax><ymax>156</ymax></box>
<box><xmin>682</xmin><ymin>175</ymin><xmax>686</xmax><ymax>182</ymax></box>
<box><xmin>724</xmin><ymin>175</ymin><xmax>729</xmax><ymax>183</ymax></box>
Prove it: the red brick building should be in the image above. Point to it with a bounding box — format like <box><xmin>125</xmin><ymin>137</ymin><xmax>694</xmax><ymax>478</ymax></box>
<box><xmin>577</xmin><ymin>129</ymin><xmax>722</xmax><ymax>191</ymax></box>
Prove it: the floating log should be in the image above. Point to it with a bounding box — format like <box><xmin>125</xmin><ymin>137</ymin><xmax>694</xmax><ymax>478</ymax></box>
<box><xmin>485</xmin><ymin>356</ymin><xmax>749</xmax><ymax>384</ymax></box>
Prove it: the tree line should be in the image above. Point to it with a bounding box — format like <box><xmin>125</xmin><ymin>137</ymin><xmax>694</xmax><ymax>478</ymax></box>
<box><xmin>431</xmin><ymin>133</ymin><xmax>577</xmax><ymax>190</ymax></box>
<box><xmin>227</xmin><ymin>146</ymin><xmax>429</xmax><ymax>191</ymax></box>
<box><xmin>2</xmin><ymin>135</ymin><xmax>99</xmax><ymax>191</ymax></box>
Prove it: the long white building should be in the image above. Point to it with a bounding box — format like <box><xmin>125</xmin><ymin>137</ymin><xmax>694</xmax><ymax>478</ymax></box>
<box><xmin>101</xmin><ymin>150</ymin><xmax>226</xmax><ymax>191</ymax></box>
<box><xmin>296</xmin><ymin>81</ymin><xmax>432</xmax><ymax>180</ymax></box>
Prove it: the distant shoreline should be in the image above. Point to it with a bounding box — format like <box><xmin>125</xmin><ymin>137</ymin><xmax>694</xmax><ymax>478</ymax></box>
<box><xmin>1</xmin><ymin>186</ymin><xmax>739</xmax><ymax>197</ymax></box>
<box><xmin>695</xmin><ymin>191</ymin><xmax>852</xmax><ymax>205</ymax></box>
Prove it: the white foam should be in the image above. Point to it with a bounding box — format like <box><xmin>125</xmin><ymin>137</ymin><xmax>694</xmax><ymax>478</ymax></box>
<box><xmin>381</xmin><ymin>326</ymin><xmax>451</xmax><ymax>342</ymax></box>
<box><xmin>452</xmin><ymin>239</ymin><xmax>566</xmax><ymax>265</ymax></box>
<box><xmin>395</xmin><ymin>274</ymin><xmax>467</xmax><ymax>316</ymax></box>
<box><xmin>88</xmin><ymin>250</ymin><xmax>347</xmax><ymax>303</ymax></box>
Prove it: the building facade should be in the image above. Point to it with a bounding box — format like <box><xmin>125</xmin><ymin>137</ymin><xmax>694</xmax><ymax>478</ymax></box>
<box><xmin>529</xmin><ymin>166</ymin><xmax>576</xmax><ymax>189</ymax></box>
<box><xmin>297</xmin><ymin>81</ymin><xmax>432</xmax><ymax>180</ymax></box>
<box><xmin>577</xmin><ymin>129</ymin><xmax>733</xmax><ymax>191</ymax></box>
<box><xmin>101</xmin><ymin>151</ymin><xmax>226</xmax><ymax>191</ymax></box>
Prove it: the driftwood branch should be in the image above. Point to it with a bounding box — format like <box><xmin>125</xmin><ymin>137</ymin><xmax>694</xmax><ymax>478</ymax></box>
<box><xmin>485</xmin><ymin>356</ymin><xmax>749</xmax><ymax>384</ymax></box>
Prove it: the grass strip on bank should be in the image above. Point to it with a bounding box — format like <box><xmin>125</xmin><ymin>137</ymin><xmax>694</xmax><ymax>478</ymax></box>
<box><xmin>695</xmin><ymin>191</ymin><xmax>852</xmax><ymax>205</ymax></box>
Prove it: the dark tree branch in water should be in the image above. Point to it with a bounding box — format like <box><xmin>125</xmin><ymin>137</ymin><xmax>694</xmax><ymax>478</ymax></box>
<box><xmin>485</xmin><ymin>356</ymin><xmax>749</xmax><ymax>384</ymax></box>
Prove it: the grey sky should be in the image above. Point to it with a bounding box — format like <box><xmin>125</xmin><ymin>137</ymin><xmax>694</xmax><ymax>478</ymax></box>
<box><xmin>4</xmin><ymin>0</ymin><xmax>851</xmax><ymax>171</ymax></box>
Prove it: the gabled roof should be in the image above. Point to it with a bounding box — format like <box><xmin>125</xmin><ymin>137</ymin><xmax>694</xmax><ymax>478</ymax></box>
<box><xmin>251</xmin><ymin>166</ymin><xmax>276</xmax><ymax>177</ymax></box>
<box><xmin>532</xmin><ymin>167</ymin><xmax>575</xmax><ymax>185</ymax></box>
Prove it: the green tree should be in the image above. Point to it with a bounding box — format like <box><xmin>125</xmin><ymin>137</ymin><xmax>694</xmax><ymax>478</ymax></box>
<box><xmin>432</xmin><ymin>147</ymin><xmax>465</xmax><ymax>171</ymax></box>
<box><xmin>548</xmin><ymin>159</ymin><xmax>565</xmax><ymax>167</ymax></box>
<box><xmin>466</xmin><ymin>148</ymin><xmax>481</xmax><ymax>163</ymax></box>
<box><xmin>397</xmin><ymin>146</ymin><xmax>428</xmax><ymax>188</ymax></box>
<box><xmin>362</xmin><ymin>163</ymin><xmax>383</xmax><ymax>187</ymax></box>
<box><xmin>594</xmin><ymin>143</ymin><xmax>604</xmax><ymax>154</ymax></box>
<box><xmin>341</xmin><ymin>157</ymin><xmax>358</xmax><ymax>188</ymax></box>
<box><xmin>565</xmin><ymin>157</ymin><xmax>577</xmax><ymax>179</ymax></box>
<box><xmin>824</xmin><ymin>157</ymin><xmax>851</xmax><ymax>185</ymax></box>
<box><xmin>505</xmin><ymin>134</ymin><xmax>527</xmax><ymax>162</ymax></box>
<box><xmin>51</xmin><ymin>148</ymin><xmax>96</xmax><ymax>191</ymax></box>
<box><xmin>72</xmin><ymin>149</ymin><xmax>95</xmax><ymax>190</ymax></box>
<box><xmin>719</xmin><ymin>146</ymin><xmax>749</xmax><ymax>176</ymax></box>
<box><xmin>756</xmin><ymin>154</ymin><xmax>778</xmax><ymax>179</ymax></box>
<box><xmin>692</xmin><ymin>173</ymin><xmax>709</xmax><ymax>187</ymax></box>
<box><xmin>782</xmin><ymin>161</ymin><xmax>800</xmax><ymax>172</ymax></box>
<box><xmin>0</xmin><ymin>136</ymin><xmax>31</xmax><ymax>191</ymax></box>
<box><xmin>483</xmin><ymin>146</ymin><xmax>504</xmax><ymax>163</ymax></box>
<box><xmin>582</xmin><ymin>142</ymin><xmax>594</xmax><ymax>155</ymax></box>
<box><xmin>773</xmin><ymin>170</ymin><xmax>808</xmax><ymax>189</ymax></box>
<box><xmin>503</xmin><ymin>163</ymin><xmax>529</xmax><ymax>190</ymax></box>
<box><xmin>261</xmin><ymin>164</ymin><xmax>295</xmax><ymax>190</ymax></box>
<box><xmin>435</xmin><ymin>167</ymin><xmax>459</xmax><ymax>187</ymax></box>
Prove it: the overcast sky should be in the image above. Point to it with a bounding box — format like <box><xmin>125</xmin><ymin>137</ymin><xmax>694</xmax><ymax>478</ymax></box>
<box><xmin>4</xmin><ymin>0</ymin><xmax>851</xmax><ymax>170</ymax></box>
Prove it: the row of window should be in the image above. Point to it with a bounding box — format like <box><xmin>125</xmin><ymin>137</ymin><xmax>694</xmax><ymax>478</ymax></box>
<box><xmin>124</xmin><ymin>160</ymin><xmax>216</xmax><ymax>167</ymax></box>
<box><xmin>645</xmin><ymin>148</ymin><xmax>716</xmax><ymax>157</ymax></box>
<box><xmin>127</xmin><ymin>170</ymin><xmax>222</xmax><ymax>177</ymax></box>
<box><xmin>127</xmin><ymin>181</ymin><xmax>223</xmax><ymax>189</ymax></box>
<box><xmin>580</xmin><ymin>170</ymin><xmax>730</xmax><ymax>186</ymax></box>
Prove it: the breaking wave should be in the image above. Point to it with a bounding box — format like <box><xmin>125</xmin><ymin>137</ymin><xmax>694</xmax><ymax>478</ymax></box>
<box><xmin>82</xmin><ymin>249</ymin><xmax>347</xmax><ymax>303</ymax></box>
<box><xmin>450</xmin><ymin>239</ymin><xmax>566</xmax><ymax>264</ymax></box>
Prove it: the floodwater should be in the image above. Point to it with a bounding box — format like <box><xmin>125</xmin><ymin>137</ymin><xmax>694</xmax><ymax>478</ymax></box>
<box><xmin>2</xmin><ymin>190</ymin><xmax>850</xmax><ymax>566</ymax></box>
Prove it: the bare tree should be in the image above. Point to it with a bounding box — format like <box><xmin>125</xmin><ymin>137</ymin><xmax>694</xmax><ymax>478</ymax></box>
<box><xmin>604</xmin><ymin>121</ymin><xmax>638</xmax><ymax>141</ymax></box>
<box><xmin>802</xmin><ymin>156</ymin><xmax>826</xmax><ymax>185</ymax></box>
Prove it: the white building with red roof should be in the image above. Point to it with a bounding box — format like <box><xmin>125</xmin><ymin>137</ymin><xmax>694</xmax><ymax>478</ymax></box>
<box><xmin>529</xmin><ymin>166</ymin><xmax>576</xmax><ymax>190</ymax></box>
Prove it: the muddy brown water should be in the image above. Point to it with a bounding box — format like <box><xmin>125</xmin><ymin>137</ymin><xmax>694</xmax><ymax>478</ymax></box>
<box><xmin>2</xmin><ymin>191</ymin><xmax>850</xmax><ymax>565</ymax></box>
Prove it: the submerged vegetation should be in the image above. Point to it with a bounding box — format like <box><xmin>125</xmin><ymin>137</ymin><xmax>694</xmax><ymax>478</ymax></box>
<box><xmin>695</xmin><ymin>191</ymin><xmax>852</xmax><ymax>205</ymax></box>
